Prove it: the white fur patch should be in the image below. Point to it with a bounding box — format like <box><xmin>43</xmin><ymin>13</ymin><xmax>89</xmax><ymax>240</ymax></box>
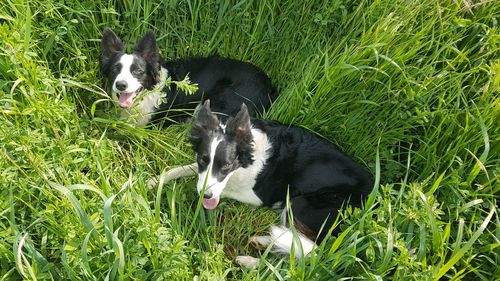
<box><xmin>235</xmin><ymin>255</ymin><xmax>260</xmax><ymax>269</ymax></box>
<box><xmin>249</xmin><ymin>235</ymin><xmax>273</xmax><ymax>247</ymax></box>
<box><xmin>148</xmin><ymin>162</ymin><xmax>198</xmax><ymax>189</ymax></box>
<box><xmin>268</xmin><ymin>225</ymin><xmax>316</xmax><ymax>258</ymax></box>
<box><xmin>196</xmin><ymin>137</ymin><xmax>224</xmax><ymax>197</ymax></box>
<box><xmin>249</xmin><ymin>224</ymin><xmax>316</xmax><ymax>259</ymax></box>
<box><xmin>221</xmin><ymin>128</ymin><xmax>269</xmax><ymax>206</ymax></box>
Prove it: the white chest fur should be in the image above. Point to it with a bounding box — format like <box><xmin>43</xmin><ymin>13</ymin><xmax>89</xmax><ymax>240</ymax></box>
<box><xmin>133</xmin><ymin>91</ymin><xmax>161</xmax><ymax>126</ymax></box>
<box><xmin>221</xmin><ymin>128</ymin><xmax>270</xmax><ymax>206</ymax></box>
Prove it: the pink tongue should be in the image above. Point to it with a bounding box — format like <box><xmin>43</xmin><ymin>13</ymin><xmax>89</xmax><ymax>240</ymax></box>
<box><xmin>119</xmin><ymin>92</ymin><xmax>136</xmax><ymax>108</ymax></box>
<box><xmin>202</xmin><ymin>197</ymin><xmax>220</xmax><ymax>209</ymax></box>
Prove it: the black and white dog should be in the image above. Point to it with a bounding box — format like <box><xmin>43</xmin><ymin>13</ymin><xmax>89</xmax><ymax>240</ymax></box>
<box><xmin>100</xmin><ymin>28</ymin><xmax>276</xmax><ymax>126</ymax></box>
<box><xmin>189</xmin><ymin>100</ymin><xmax>373</xmax><ymax>267</ymax></box>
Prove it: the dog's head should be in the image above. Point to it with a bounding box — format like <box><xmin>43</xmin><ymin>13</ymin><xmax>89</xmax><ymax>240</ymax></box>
<box><xmin>190</xmin><ymin>100</ymin><xmax>254</xmax><ymax>209</ymax></box>
<box><xmin>100</xmin><ymin>28</ymin><xmax>160</xmax><ymax>109</ymax></box>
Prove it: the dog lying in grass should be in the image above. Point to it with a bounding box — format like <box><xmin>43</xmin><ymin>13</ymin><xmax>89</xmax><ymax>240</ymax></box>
<box><xmin>100</xmin><ymin>28</ymin><xmax>277</xmax><ymax>126</ymax></box>
<box><xmin>154</xmin><ymin>100</ymin><xmax>373</xmax><ymax>268</ymax></box>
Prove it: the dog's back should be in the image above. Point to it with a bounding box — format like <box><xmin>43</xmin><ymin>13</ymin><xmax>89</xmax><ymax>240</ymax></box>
<box><xmin>157</xmin><ymin>56</ymin><xmax>277</xmax><ymax>123</ymax></box>
<box><xmin>250</xmin><ymin>119</ymin><xmax>373</xmax><ymax>241</ymax></box>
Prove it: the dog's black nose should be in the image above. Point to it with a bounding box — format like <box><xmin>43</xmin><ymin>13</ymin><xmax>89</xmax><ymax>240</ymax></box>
<box><xmin>115</xmin><ymin>81</ymin><xmax>128</xmax><ymax>91</ymax></box>
<box><xmin>203</xmin><ymin>191</ymin><xmax>213</xmax><ymax>199</ymax></box>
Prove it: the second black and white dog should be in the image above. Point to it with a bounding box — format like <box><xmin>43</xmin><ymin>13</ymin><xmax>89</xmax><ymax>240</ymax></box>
<box><xmin>189</xmin><ymin>100</ymin><xmax>373</xmax><ymax>267</ymax></box>
<box><xmin>100</xmin><ymin>28</ymin><xmax>276</xmax><ymax>126</ymax></box>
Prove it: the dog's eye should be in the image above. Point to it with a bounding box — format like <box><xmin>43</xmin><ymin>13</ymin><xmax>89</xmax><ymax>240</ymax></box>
<box><xmin>221</xmin><ymin>163</ymin><xmax>232</xmax><ymax>172</ymax></box>
<box><xmin>132</xmin><ymin>68</ymin><xmax>144</xmax><ymax>75</ymax></box>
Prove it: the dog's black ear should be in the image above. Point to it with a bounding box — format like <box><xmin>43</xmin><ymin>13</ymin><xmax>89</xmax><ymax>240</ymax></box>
<box><xmin>193</xmin><ymin>100</ymin><xmax>211</xmax><ymax>120</ymax></box>
<box><xmin>226</xmin><ymin>103</ymin><xmax>254</xmax><ymax>167</ymax></box>
<box><xmin>133</xmin><ymin>30</ymin><xmax>159</xmax><ymax>67</ymax></box>
<box><xmin>194</xmin><ymin>100</ymin><xmax>219</xmax><ymax>129</ymax></box>
<box><xmin>226</xmin><ymin>103</ymin><xmax>252</xmax><ymax>143</ymax></box>
<box><xmin>101</xmin><ymin>28</ymin><xmax>124</xmax><ymax>73</ymax></box>
<box><xmin>190</xmin><ymin>100</ymin><xmax>220</xmax><ymax>147</ymax></box>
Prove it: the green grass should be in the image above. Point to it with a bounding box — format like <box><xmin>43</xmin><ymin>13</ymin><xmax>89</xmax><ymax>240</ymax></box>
<box><xmin>1</xmin><ymin>0</ymin><xmax>499</xmax><ymax>280</ymax></box>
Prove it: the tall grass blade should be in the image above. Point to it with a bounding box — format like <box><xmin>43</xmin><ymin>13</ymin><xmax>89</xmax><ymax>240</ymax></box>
<box><xmin>50</xmin><ymin>182</ymin><xmax>98</xmax><ymax>241</ymax></box>
<box><xmin>434</xmin><ymin>203</ymin><xmax>496</xmax><ymax>280</ymax></box>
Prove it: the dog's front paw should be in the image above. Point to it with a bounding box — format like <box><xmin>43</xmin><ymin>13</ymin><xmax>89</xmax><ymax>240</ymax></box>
<box><xmin>147</xmin><ymin>177</ymin><xmax>158</xmax><ymax>189</ymax></box>
<box><xmin>235</xmin><ymin>255</ymin><xmax>260</xmax><ymax>269</ymax></box>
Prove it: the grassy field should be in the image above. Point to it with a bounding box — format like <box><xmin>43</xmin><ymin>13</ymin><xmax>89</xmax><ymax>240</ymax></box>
<box><xmin>0</xmin><ymin>0</ymin><xmax>499</xmax><ymax>280</ymax></box>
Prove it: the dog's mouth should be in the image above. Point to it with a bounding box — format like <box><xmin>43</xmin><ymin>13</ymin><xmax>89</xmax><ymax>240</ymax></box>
<box><xmin>117</xmin><ymin>88</ymin><xmax>143</xmax><ymax>109</ymax></box>
<box><xmin>202</xmin><ymin>196</ymin><xmax>220</xmax><ymax>209</ymax></box>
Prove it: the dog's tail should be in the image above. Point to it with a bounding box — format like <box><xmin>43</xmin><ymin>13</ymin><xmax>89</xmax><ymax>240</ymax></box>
<box><xmin>267</xmin><ymin>225</ymin><xmax>316</xmax><ymax>258</ymax></box>
<box><xmin>148</xmin><ymin>163</ymin><xmax>198</xmax><ymax>188</ymax></box>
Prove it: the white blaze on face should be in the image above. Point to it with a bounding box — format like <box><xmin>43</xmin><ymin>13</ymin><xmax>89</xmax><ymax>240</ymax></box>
<box><xmin>196</xmin><ymin>137</ymin><xmax>231</xmax><ymax>209</ymax></box>
<box><xmin>113</xmin><ymin>54</ymin><xmax>143</xmax><ymax>108</ymax></box>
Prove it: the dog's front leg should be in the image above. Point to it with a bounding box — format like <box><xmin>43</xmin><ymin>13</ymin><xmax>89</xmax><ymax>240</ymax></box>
<box><xmin>148</xmin><ymin>162</ymin><xmax>198</xmax><ymax>188</ymax></box>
